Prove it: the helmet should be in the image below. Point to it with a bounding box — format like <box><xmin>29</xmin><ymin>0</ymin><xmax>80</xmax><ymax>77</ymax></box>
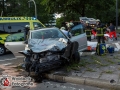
<box><xmin>25</xmin><ymin>25</ymin><xmax>30</xmax><ymax>28</ymax></box>
<box><xmin>60</xmin><ymin>27</ymin><xmax>65</xmax><ymax>30</ymax></box>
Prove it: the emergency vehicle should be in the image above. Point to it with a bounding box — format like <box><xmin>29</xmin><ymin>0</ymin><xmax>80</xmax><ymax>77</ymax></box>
<box><xmin>79</xmin><ymin>17</ymin><xmax>100</xmax><ymax>28</ymax></box>
<box><xmin>0</xmin><ymin>17</ymin><xmax>45</xmax><ymax>55</ymax></box>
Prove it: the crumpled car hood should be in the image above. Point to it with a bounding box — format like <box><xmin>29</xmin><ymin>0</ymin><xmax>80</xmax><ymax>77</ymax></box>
<box><xmin>28</xmin><ymin>38</ymin><xmax>68</xmax><ymax>53</ymax></box>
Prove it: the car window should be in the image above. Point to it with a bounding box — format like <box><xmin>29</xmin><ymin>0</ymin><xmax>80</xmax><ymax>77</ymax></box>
<box><xmin>0</xmin><ymin>22</ymin><xmax>29</xmax><ymax>34</ymax></box>
<box><xmin>31</xmin><ymin>29</ymin><xmax>66</xmax><ymax>39</ymax></box>
<box><xmin>71</xmin><ymin>24</ymin><xmax>84</xmax><ymax>36</ymax></box>
<box><xmin>6</xmin><ymin>33</ymin><xmax>24</xmax><ymax>42</ymax></box>
<box><xmin>33</xmin><ymin>22</ymin><xmax>44</xmax><ymax>29</ymax></box>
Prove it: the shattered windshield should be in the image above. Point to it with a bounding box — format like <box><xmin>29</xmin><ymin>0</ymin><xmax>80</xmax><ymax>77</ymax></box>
<box><xmin>31</xmin><ymin>29</ymin><xmax>67</xmax><ymax>39</ymax></box>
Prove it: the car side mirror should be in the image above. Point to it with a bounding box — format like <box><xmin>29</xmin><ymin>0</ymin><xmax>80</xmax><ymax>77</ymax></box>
<box><xmin>24</xmin><ymin>40</ymin><xmax>28</xmax><ymax>44</ymax></box>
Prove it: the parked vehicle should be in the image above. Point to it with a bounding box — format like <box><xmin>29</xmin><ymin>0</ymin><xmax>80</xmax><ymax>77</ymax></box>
<box><xmin>0</xmin><ymin>17</ymin><xmax>45</xmax><ymax>55</ymax></box>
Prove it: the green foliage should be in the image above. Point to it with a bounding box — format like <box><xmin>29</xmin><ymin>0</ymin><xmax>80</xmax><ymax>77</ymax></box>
<box><xmin>0</xmin><ymin>0</ymin><xmax>53</xmax><ymax>24</ymax></box>
<box><xmin>56</xmin><ymin>17</ymin><xmax>65</xmax><ymax>28</ymax></box>
<box><xmin>0</xmin><ymin>0</ymin><xmax>120</xmax><ymax>25</ymax></box>
<box><xmin>41</xmin><ymin>0</ymin><xmax>119</xmax><ymax>24</ymax></box>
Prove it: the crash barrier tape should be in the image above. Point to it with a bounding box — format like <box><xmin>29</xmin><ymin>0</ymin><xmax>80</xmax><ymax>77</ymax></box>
<box><xmin>45</xmin><ymin>74</ymin><xmax>120</xmax><ymax>90</ymax></box>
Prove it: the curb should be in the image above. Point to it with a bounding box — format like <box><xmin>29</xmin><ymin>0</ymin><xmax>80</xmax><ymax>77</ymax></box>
<box><xmin>45</xmin><ymin>74</ymin><xmax>120</xmax><ymax>90</ymax></box>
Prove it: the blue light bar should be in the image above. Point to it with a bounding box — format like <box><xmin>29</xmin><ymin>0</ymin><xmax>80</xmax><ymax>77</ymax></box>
<box><xmin>0</xmin><ymin>17</ymin><xmax>37</xmax><ymax>20</ymax></box>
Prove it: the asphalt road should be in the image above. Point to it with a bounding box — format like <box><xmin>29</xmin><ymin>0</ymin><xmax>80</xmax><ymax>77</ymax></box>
<box><xmin>0</xmin><ymin>53</ymin><xmax>108</xmax><ymax>90</ymax></box>
<box><xmin>1</xmin><ymin>79</ymin><xmax>108</xmax><ymax>90</ymax></box>
<box><xmin>0</xmin><ymin>51</ymin><xmax>15</xmax><ymax>60</ymax></box>
<box><xmin>0</xmin><ymin>51</ymin><xmax>24</xmax><ymax>66</ymax></box>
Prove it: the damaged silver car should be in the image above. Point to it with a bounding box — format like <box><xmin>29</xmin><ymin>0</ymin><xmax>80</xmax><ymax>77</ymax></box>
<box><xmin>5</xmin><ymin>26</ymin><xmax>87</xmax><ymax>81</ymax></box>
<box><xmin>5</xmin><ymin>24</ymin><xmax>87</xmax><ymax>58</ymax></box>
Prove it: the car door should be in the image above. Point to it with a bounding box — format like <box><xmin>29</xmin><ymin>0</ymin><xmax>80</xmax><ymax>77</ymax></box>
<box><xmin>5</xmin><ymin>33</ymin><xmax>25</xmax><ymax>58</ymax></box>
<box><xmin>70</xmin><ymin>24</ymin><xmax>87</xmax><ymax>51</ymax></box>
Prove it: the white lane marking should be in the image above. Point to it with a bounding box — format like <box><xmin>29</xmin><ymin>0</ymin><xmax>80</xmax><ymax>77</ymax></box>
<box><xmin>0</xmin><ymin>58</ymin><xmax>16</xmax><ymax>61</ymax></box>
<box><xmin>114</xmin><ymin>43</ymin><xmax>120</xmax><ymax>50</ymax></box>
<box><xmin>16</xmin><ymin>56</ymin><xmax>24</xmax><ymax>58</ymax></box>
<box><xmin>2</xmin><ymin>63</ymin><xmax>12</xmax><ymax>66</ymax></box>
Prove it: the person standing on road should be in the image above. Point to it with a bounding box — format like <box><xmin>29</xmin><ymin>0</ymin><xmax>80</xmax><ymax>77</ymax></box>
<box><xmin>24</xmin><ymin>25</ymin><xmax>30</xmax><ymax>41</ymax></box>
<box><xmin>96</xmin><ymin>21</ymin><xmax>106</xmax><ymax>43</ymax></box>
<box><xmin>66</xmin><ymin>20</ymin><xmax>74</xmax><ymax>31</ymax></box>
<box><xmin>80</xmin><ymin>20</ymin><xmax>86</xmax><ymax>31</ymax></box>
<box><xmin>96</xmin><ymin>21</ymin><xmax>107</xmax><ymax>55</ymax></box>
<box><xmin>60</xmin><ymin>27</ymin><xmax>72</xmax><ymax>38</ymax></box>
<box><xmin>85</xmin><ymin>21</ymin><xmax>92</xmax><ymax>41</ymax></box>
<box><xmin>108</xmin><ymin>23</ymin><xmax>117</xmax><ymax>40</ymax></box>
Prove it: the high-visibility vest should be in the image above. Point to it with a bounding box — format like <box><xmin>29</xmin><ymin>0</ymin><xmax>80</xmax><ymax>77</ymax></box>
<box><xmin>85</xmin><ymin>29</ymin><xmax>91</xmax><ymax>37</ymax></box>
<box><xmin>96</xmin><ymin>28</ymin><xmax>104</xmax><ymax>36</ymax></box>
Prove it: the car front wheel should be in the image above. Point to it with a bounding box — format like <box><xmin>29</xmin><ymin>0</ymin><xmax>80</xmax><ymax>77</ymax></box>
<box><xmin>0</xmin><ymin>45</ymin><xmax>6</xmax><ymax>55</ymax></box>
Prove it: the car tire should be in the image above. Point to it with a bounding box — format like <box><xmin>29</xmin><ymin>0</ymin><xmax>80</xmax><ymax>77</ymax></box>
<box><xmin>24</xmin><ymin>57</ymin><xmax>31</xmax><ymax>72</ymax></box>
<box><xmin>0</xmin><ymin>45</ymin><xmax>6</xmax><ymax>56</ymax></box>
<box><xmin>72</xmin><ymin>51</ymin><xmax>80</xmax><ymax>63</ymax></box>
<box><xmin>25</xmin><ymin>62</ymin><xmax>31</xmax><ymax>72</ymax></box>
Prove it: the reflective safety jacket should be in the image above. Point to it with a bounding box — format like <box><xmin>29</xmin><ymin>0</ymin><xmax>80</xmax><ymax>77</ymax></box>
<box><xmin>85</xmin><ymin>26</ymin><xmax>92</xmax><ymax>37</ymax></box>
<box><xmin>96</xmin><ymin>25</ymin><xmax>106</xmax><ymax>36</ymax></box>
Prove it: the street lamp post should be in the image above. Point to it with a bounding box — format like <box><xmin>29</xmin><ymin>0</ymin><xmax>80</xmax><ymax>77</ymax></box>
<box><xmin>116</xmin><ymin>0</ymin><xmax>118</xmax><ymax>30</ymax></box>
<box><xmin>0</xmin><ymin>0</ymin><xmax>6</xmax><ymax>16</ymax></box>
<box><xmin>2</xmin><ymin>0</ymin><xmax>4</xmax><ymax>16</ymax></box>
<box><xmin>28</xmin><ymin>0</ymin><xmax>37</xmax><ymax>19</ymax></box>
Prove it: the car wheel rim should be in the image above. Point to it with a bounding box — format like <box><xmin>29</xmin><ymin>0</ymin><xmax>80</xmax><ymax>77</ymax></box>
<box><xmin>0</xmin><ymin>47</ymin><xmax>4</xmax><ymax>55</ymax></box>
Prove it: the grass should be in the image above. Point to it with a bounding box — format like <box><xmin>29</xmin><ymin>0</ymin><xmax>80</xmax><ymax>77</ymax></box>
<box><xmin>86</xmin><ymin>68</ymin><xmax>96</xmax><ymax>72</ymax></box>
<box><xmin>113</xmin><ymin>56</ymin><xmax>119</xmax><ymax>59</ymax></box>
<box><xmin>102</xmin><ymin>70</ymin><xmax>113</xmax><ymax>74</ymax></box>
<box><xmin>118</xmin><ymin>67</ymin><xmax>120</xmax><ymax>70</ymax></box>
<box><xmin>66</xmin><ymin>59</ymin><xmax>92</xmax><ymax>72</ymax></box>
<box><xmin>66</xmin><ymin>63</ymin><xmax>81</xmax><ymax>72</ymax></box>
<box><xmin>66</xmin><ymin>53</ymin><xmax>117</xmax><ymax>72</ymax></box>
<box><xmin>106</xmin><ymin>59</ymin><xmax>115</xmax><ymax>64</ymax></box>
<box><xmin>117</xmin><ymin>59</ymin><xmax>120</xmax><ymax>62</ymax></box>
<box><xmin>93</xmin><ymin>59</ymin><xmax>108</xmax><ymax>66</ymax></box>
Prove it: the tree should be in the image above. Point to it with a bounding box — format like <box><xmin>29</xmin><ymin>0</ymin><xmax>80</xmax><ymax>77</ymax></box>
<box><xmin>1</xmin><ymin>0</ymin><xmax>53</xmax><ymax>24</ymax></box>
<box><xmin>41</xmin><ymin>0</ymin><xmax>117</xmax><ymax>23</ymax></box>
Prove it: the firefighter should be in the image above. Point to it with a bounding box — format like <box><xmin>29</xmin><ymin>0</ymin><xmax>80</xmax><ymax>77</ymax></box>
<box><xmin>96</xmin><ymin>21</ymin><xmax>107</xmax><ymax>55</ymax></box>
<box><xmin>96</xmin><ymin>21</ymin><xmax>106</xmax><ymax>43</ymax></box>
<box><xmin>85</xmin><ymin>21</ymin><xmax>92</xmax><ymax>41</ymax></box>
